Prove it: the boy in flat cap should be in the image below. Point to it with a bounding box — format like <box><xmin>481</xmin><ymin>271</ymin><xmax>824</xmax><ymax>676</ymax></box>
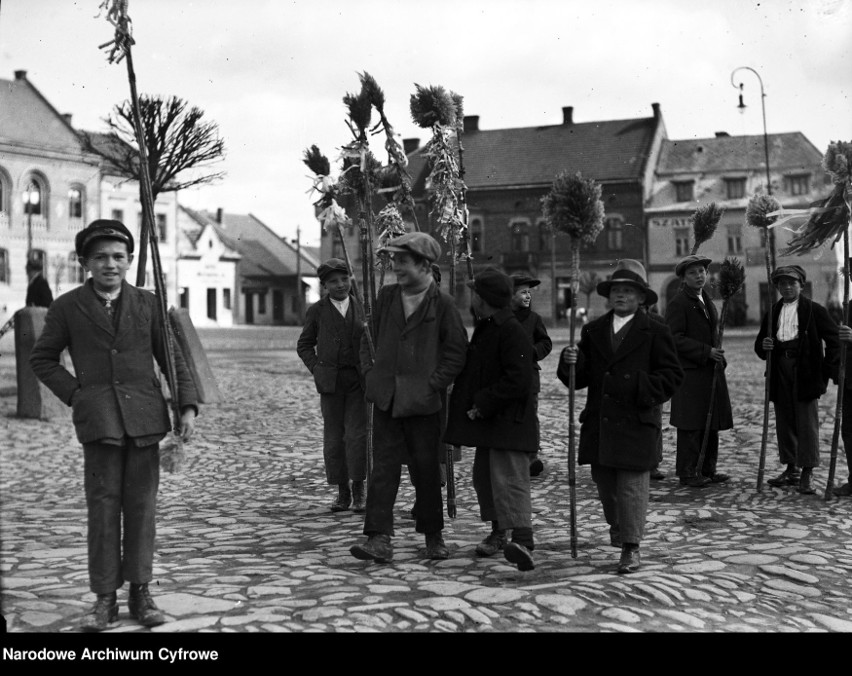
<box><xmin>297</xmin><ymin>258</ymin><xmax>368</xmax><ymax>513</ymax></box>
<box><xmin>665</xmin><ymin>254</ymin><xmax>733</xmax><ymax>488</ymax></box>
<box><xmin>445</xmin><ymin>268</ymin><xmax>538</xmax><ymax>570</ymax></box>
<box><xmin>755</xmin><ymin>264</ymin><xmax>839</xmax><ymax>494</ymax></box>
<box><xmin>559</xmin><ymin>260</ymin><xmax>683</xmax><ymax>574</ymax></box>
<box><xmin>29</xmin><ymin>219</ymin><xmax>198</xmax><ymax>631</ymax></box>
<box><xmin>350</xmin><ymin>232</ymin><xmax>467</xmax><ymax>563</ymax></box>
<box><xmin>509</xmin><ymin>273</ymin><xmax>552</xmax><ymax>477</ymax></box>
<box><xmin>25</xmin><ymin>255</ymin><xmax>54</xmax><ymax>308</ymax></box>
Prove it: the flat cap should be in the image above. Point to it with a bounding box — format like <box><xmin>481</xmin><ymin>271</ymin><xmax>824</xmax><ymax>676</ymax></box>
<box><xmin>317</xmin><ymin>258</ymin><xmax>349</xmax><ymax>283</ymax></box>
<box><xmin>772</xmin><ymin>264</ymin><xmax>806</xmax><ymax>284</ymax></box>
<box><xmin>675</xmin><ymin>254</ymin><xmax>712</xmax><ymax>277</ymax></box>
<box><xmin>75</xmin><ymin>219</ymin><xmax>134</xmax><ymax>257</ymax></box>
<box><xmin>378</xmin><ymin>232</ymin><xmax>442</xmax><ymax>263</ymax></box>
<box><xmin>509</xmin><ymin>272</ymin><xmax>541</xmax><ymax>289</ymax></box>
<box><xmin>467</xmin><ymin>267</ymin><xmax>513</xmax><ymax>309</ymax></box>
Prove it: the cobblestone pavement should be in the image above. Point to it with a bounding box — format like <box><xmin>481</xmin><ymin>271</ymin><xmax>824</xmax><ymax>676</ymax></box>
<box><xmin>1</xmin><ymin>327</ymin><xmax>851</xmax><ymax>634</ymax></box>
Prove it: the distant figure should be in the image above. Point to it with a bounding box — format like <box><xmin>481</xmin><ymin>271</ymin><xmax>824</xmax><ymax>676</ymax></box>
<box><xmin>25</xmin><ymin>257</ymin><xmax>53</xmax><ymax>308</ymax></box>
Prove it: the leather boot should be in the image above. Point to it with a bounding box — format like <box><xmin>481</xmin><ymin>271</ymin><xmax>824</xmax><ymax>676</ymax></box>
<box><xmin>80</xmin><ymin>592</ymin><xmax>118</xmax><ymax>632</ymax></box>
<box><xmin>351</xmin><ymin>481</ymin><xmax>366</xmax><ymax>513</ymax></box>
<box><xmin>503</xmin><ymin>541</ymin><xmax>535</xmax><ymax>571</ymax></box>
<box><xmin>475</xmin><ymin>529</ymin><xmax>506</xmax><ymax>557</ymax></box>
<box><xmin>833</xmin><ymin>481</ymin><xmax>852</xmax><ymax>497</ymax></box>
<box><xmin>617</xmin><ymin>544</ymin><xmax>641</xmax><ymax>574</ymax></box>
<box><xmin>797</xmin><ymin>467</ymin><xmax>816</xmax><ymax>494</ymax></box>
<box><xmin>331</xmin><ymin>483</ymin><xmax>351</xmax><ymax>512</ymax></box>
<box><xmin>350</xmin><ymin>534</ymin><xmax>393</xmax><ymax>563</ymax></box>
<box><xmin>767</xmin><ymin>465</ymin><xmax>800</xmax><ymax>487</ymax></box>
<box><xmin>128</xmin><ymin>583</ymin><xmax>166</xmax><ymax>627</ymax></box>
<box><xmin>425</xmin><ymin>532</ymin><xmax>449</xmax><ymax>560</ymax></box>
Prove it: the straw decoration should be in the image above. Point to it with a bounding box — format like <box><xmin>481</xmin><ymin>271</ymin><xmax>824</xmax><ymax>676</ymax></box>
<box><xmin>690</xmin><ymin>202</ymin><xmax>724</xmax><ymax>254</ymax></box>
<box><xmin>718</xmin><ymin>256</ymin><xmax>746</xmax><ymax>301</ymax></box>
<box><xmin>541</xmin><ymin>171</ymin><xmax>605</xmax><ymax>244</ymax></box>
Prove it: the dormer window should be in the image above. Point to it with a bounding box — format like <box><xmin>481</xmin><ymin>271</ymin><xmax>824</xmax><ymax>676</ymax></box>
<box><xmin>673</xmin><ymin>181</ymin><xmax>694</xmax><ymax>203</ymax></box>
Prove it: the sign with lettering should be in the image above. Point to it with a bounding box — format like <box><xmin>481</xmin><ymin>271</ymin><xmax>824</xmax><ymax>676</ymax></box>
<box><xmin>649</xmin><ymin>216</ymin><xmax>691</xmax><ymax>229</ymax></box>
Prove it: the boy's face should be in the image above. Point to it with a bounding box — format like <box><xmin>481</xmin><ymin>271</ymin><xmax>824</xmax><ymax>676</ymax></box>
<box><xmin>775</xmin><ymin>276</ymin><xmax>802</xmax><ymax>303</ymax></box>
<box><xmin>79</xmin><ymin>239</ymin><xmax>132</xmax><ymax>294</ymax></box>
<box><xmin>682</xmin><ymin>264</ymin><xmax>707</xmax><ymax>293</ymax></box>
<box><xmin>608</xmin><ymin>283</ymin><xmax>645</xmax><ymax>317</ymax></box>
<box><xmin>512</xmin><ymin>285</ymin><xmax>532</xmax><ymax>309</ymax></box>
<box><xmin>391</xmin><ymin>252</ymin><xmax>432</xmax><ymax>290</ymax></box>
<box><xmin>323</xmin><ymin>271</ymin><xmax>351</xmax><ymax>301</ymax></box>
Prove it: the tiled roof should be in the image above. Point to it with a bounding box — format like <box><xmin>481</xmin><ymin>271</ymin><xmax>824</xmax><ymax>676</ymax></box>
<box><xmin>406</xmin><ymin>114</ymin><xmax>661</xmax><ymax>191</ymax></box>
<box><xmin>78</xmin><ymin>130</ymin><xmax>135</xmax><ymax>176</ymax></box>
<box><xmin>656</xmin><ymin>132</ymin><xmax>823</xmax><ymax>174</ymax></box>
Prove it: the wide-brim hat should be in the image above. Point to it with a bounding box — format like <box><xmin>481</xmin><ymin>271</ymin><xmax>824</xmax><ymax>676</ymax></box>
<box><xmin>509</xmin><ymin>273</ymin><xmax>541</xmax><ymax>289</ymax></box>
<box><xmin>75</xmin><ymin>219</ymin><xmax>134</xmax><ymax>257</ymax></box>
<box><xmin>771</xmin><ymin>264</ymin><xmax>806</xmax><ymax>285</ymax></box>
<box><xmin>675</xmin><ymin>254</ymin><xmax>713</xmax><ymax>277</ymax></box>
<box><xmin>377</xmin><ymin>231</ymin><xmax>441</xmax><ymax>263</ymax></box>
<box><xmin>596</xmin><ymin>259</ymin><xmax>658</xmax><ymax>306</ymax></box>
<box><xmin>317</xmin><ymin>258</ymin><xmax>349</xmax><ymax>283</ymax></box>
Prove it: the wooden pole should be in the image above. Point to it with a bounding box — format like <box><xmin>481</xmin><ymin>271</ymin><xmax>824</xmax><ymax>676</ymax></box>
<box><xmin>756</xmin><ymin>226</ymin><xmax>774</xmax><ymax>492</ymax></box>
<box><xmin>567</xmin><ymin>245</ymin><xmax>579</xmax><ymax>558</ymax></box>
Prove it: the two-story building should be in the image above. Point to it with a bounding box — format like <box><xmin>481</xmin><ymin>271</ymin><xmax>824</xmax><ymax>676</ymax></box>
<box><xmin>646</xmin><ymin>131</ymin><xmax>833</xmax><ymax>323</ymax></box>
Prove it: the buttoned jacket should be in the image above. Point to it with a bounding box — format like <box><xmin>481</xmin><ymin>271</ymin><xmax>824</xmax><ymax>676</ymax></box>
<box><xmin>29</xmin><ymin>280</ymin><xmax>198</xmax><ymax>445</ymax></box>
<box><xmin>297</xmin><ymin>294</ymin><xmax>364</xmax><ymax>394</ymax></box>
<box><xmin>557</xmin><ymin>309</ymin><xmax>683</xmax><ymax>470</ymax></box>
<box><xmin>361</xmin><ymin>281</ymin><xmax>467</xmax><ymax>418</ymax></box>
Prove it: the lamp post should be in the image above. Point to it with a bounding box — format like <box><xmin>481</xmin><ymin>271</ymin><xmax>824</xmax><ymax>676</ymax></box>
<box><xmin>731</xmin><ymin>66</ymin><xmax>776</xmax><ymax>270</ymax></box>
<box><xmin>23</xmin><ymin>180</ymin><xmax>38</xmax><ymax>259</ymax></box>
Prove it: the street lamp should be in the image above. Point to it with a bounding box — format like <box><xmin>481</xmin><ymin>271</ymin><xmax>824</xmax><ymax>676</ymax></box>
<box><xmin>731</xmin><ymin>66</ymin><xmax>775</xmax><ymax>266</ymax></box>
<box><xmin>22</xmin><ymin>180</ymin><xmax>39</xmax><ymax>258</ymax></box>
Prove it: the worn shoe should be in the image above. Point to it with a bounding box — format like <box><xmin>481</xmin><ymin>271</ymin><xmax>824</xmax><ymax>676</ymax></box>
<box><xmin>351</xmin><ymin>481</ymin><xmax>366</xmax><ymax>513</ymax></box>
<box><xmin>680</xmin><ymin>475</ymin><xmax>711</xmax><ymax>488</ymax></box>
<box><xmin>80</xmin><ymin>592</ymin><xmax>118</xmax><ymax>632</ymax></box>
<box><xmin>350</xmin><ymin>534</ymin><xmax>393</xmax><ymax>563</ymax></box>
<box><xmin>128</xmin><ymin>584</ymin><xmax>165</xmax><ymax>627</ymax></box>
<box><xmin>767</xmin><ymin>468</ymin><xmax>800</xmax><ymax>487</ymax></box>
<box><xmin>529</xmin><ymin>456</ymin><xmax>545</xmax><ymax>477</ymax></box>
<box><xmin>797</xmin><ymin>468</ymin><xmax>816</xmax><ymax>495</ymax></box>
<box><xmin>708</xmin><ymin>473</ymin><xmax>730</xmax><ymax>483</ymax></box>
<box><xmin>331</xmin><ymin>484</ymin><xmax>352</xmax><ymax>512</ymax></box>
<box><xmin>504</xmin><ymin>541</ymin><xmax>535</xmax><ymax>571</ymax></box>
<box><xmin>832</xmin><ymin>482</ymin><xmax>852</xmax><ymax>497</ymax></box>
<box><xmin>617</xmin><ymin>544</ymin><xmax>641</xmax><ymax>574</ymax></box>
<box><xmin>425</xmin><ymin>532</ymin><xmax>449</xmax><ymax>560</ymax></box>
<box><xmin>475</xmin><ymin>529</ymin><xmax>507</xmax><ymax>557</ymax></box>
<box><xmin>650</xmin><ymin>468</ymin><xmax>666</xmax><ymax>480</ymax></box>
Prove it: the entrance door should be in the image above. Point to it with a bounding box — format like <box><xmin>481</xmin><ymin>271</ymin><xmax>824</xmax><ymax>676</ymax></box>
<box><xmin>244</xmin><ymin>292</ymin><xmax>254</xmax><ymax>324</ymax></box>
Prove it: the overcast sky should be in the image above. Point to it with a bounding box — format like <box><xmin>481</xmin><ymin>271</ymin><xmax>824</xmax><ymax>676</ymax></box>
<box><xmin>1</xmin><ymin>0</ymin><xmax>850</xmax><ymax>247</ymax></box>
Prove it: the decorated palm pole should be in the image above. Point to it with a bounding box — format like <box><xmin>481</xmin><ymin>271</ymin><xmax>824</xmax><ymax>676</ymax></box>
<box><xmin>746</xmin><ymin>192</ymin><xmax>782</xmax><ymax>491</ymax></box>
<box><xmin>542</xmin><ymin>172</ymin><xmax>605</xmax><ymax>558</ymax></box>
<box><xmin>776</xmin><ymin>141</ymin><xmax>852</xmax><ymax>499</ymax></box>
<box><xmin>696</xmin><ymin>257</ymin><xmax>745</xmax><ymax>475</ymax></box>
<box><xmin>409</xmin><ymin>83</ymin><xmax>467</xmax><ymax>519</ymax></box>
<box><xmin>690</xmin><ymin>203</ymin><xmax>724</xmax><ymax>256</ymax></box>
<box><xmin>98</xmin><ymin>0</ymin><xmax>182</xmax><ymax>461</ymax></box>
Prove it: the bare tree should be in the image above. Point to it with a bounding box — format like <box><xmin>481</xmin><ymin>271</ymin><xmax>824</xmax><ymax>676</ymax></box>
<box><xmin>81</xmin><ymin>94</ymin><xmax>226</xmax><ymax>284</ymax></box>
<box><xmin>578</xmin><ymin>270</ymin><xmax>601</xmax><ymax>311</ymax></box>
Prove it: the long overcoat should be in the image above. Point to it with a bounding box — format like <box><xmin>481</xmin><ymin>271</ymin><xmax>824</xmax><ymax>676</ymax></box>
<box><xmin>754</xmin><ymin>295</ymin><xmax>839</xmax><ymax>403</ymax></box>
<box><xmin>297</xmin><ymin>294</ymin><xmax>364</xmax><ymax>393</ymax></box>
<box><xmin>557</xmin><ymin>309</ymin><xmax>683</xmax><ymax>470</ymax></box>
<box><xmin>513</xmin><ymin>306</ymin><xmax>552</xmax><ymax>394</ymax></box>
<box><xmin>444</xmin><ymin>308</ymin><xmax>537</xmax><ymax>453</ymax></box>
<box><xmin>29</xmin><ymin>280</ymin><xmax>197</xmax><ymax>445</ymax></box>
<box><xmin>665</xmin><ymin>287</ymin><xmax>733</xmax><ymax>431</ymax></box>
<box><xmin>361</xmin><ymin>281</ymin><xmax>467</xmax><ymax>419</ymax></box>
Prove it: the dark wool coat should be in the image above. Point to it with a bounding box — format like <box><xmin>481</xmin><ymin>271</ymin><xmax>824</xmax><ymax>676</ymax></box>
<box><xmin>557</xmin><ymin>309</ymin><xmax>684</xmax><ymax>470</ymax></box>
<box><xmin>361</xmin><ymin>281</ymin><xmax>467</xmax><ymax>418</ymax></box>
<box><xmin>444</xmin><ymin>308</ymin><xmax>537</xmax><ymax>452</ymax></box>
<box><xmin>297</xmin><ymin>294</ymin><xmax>364</xmax><ymax>394</ymax></box>
<box><xmin>754</xmin><ymin>295</ymin><xmax>839</xmax><ymax>403</ymax></box>
<box><xmin>665</xmin><ymin>287</ymin><xmax>733</xmax><ymax>431</ymax></box>
<box><xmin>513</xmin><ymin>306</ymin><xmax>552</xmax><ymax>393</ymax></box>
<box><xmin>26</xmin><ymin>273</ymin><xmax>53</xmax><ymax>308</ymax></box>
<box><xmin>29</xmin><ymin>280</ymin><xmax>198</xmax><ymax>445</ymax></box>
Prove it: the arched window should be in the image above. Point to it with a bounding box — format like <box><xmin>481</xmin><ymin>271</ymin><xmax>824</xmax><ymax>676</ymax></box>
<box><xmin>0</xmin><ymin>167</ymin><xmax>11</xmax><ymax>221</ymax></box>
<box><xmin>0</xmin><ymin>248</ymin><xmax>9</xmax><ymax>284</ymax></box>
<box><xmin>30</xmin><ymin>248</ymin><xmax>47</xmax><ymax>270</ymax></box>
<box><xmin>68</xmin><ymin>251</ymin><xmax>86</xmax><ymax>284</ymax></box>
<box><xmin>605</xmin><ymin>215</ymin><xmax>624</xmax><ymax>251</ymax></box>
<box><xmin>510</xmin><ymin>219</ymin><xmax>530</xmax><ymax>252</ymax></box>
<box><xmin>68</xmin><ymin>184</ymin><xmax>85</xmax><ymax>220</ymax></box>
<box><xmin>22</xmin><ymin>177</ymin><xmax>44</xmax><ymax>216</ymax></box>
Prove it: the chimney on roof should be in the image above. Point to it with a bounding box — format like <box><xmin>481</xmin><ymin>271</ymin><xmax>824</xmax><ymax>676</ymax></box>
<box><xmin>14</xmin><ymin>70</ymin><xmax>27</xmax><ymax>80</ymax></box>
<box><xmin>216</xmin><ymin>208</ymin><xmax>224</xmax><ymax>224</ymax></box>
<box><xmin>562</xmin><ymin>106</ymin><xmax>574</xmax><ymax>125</ymax></box>
<box><xmin>652</xmin><ymin>102</ymin><xmax>661</xmax><ymax>119</ymax></box>
<box><xmin>463</xmin><ymin>115</ymin><xmax>479</xmax><ymax>132</ymax></box>
<box><xmin>715</xmin><ymin>131</ymin><xmax>730</xmax><ymax>138</ymax></box>
<box><xmin>403</xmin><ymin>138</ymin><xmax>420</xmax><ymax>155</ymax></box>
<box><xmin>62</xmin><ymin>113</ymin><xmax>73</xmax><ymax>126</ymax></box>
